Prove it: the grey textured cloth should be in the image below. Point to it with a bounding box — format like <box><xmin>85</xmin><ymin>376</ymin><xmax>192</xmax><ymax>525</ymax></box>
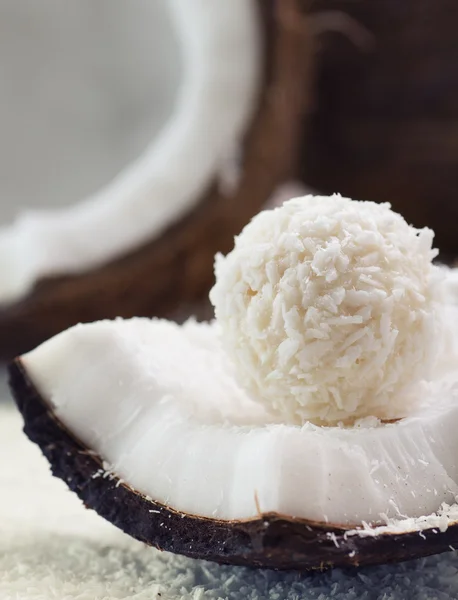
<box><xmin>2</xmin><ymin>402</ymin><xmax>458</xmax><ymax>600</ymax></box>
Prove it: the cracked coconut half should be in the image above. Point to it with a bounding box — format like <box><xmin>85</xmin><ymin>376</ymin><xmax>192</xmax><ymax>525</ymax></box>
<box><xmin>0</xmin><ymin>0</ymin><xmax>314</xmax><ymax>359</ymax></box>
<box><xmin>10</xmin><ymin>194</ymin><xmax>458</xmax><ymax>570</ymax></box>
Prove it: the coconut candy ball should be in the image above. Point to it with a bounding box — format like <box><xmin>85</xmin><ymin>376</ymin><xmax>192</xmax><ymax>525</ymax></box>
<box><xmin>210</xmin><ymin>194</ymin><xmax>443</xmax><ymax>425</ymax></box>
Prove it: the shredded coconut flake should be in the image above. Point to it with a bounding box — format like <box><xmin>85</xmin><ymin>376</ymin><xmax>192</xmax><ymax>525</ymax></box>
<box><xmin>346</xmin><ymin>502</ymin><xmax>458</xmax><ymax>538</ymax></box>
<box><xmin>210</xmin><ymin>194</ymin><xmax>444</xmax><ymax>425</ymax></box>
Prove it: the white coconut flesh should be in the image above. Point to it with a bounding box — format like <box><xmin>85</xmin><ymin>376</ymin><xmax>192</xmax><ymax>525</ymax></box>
<box><xmin>21</xmin><ymin>291</ymin><xmax>458</xmax><ymax>530</ymax></box>
<box><xmin>0</xmin><ymin>0</ymin><xmax>261</xmax><ymax>304</ymax></box>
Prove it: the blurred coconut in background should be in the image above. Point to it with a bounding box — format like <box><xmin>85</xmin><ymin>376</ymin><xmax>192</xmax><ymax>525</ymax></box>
<box><xmin>0</xmin><ymin>0</ymin><xmax>312</xmax><ymax>358</ymax></box>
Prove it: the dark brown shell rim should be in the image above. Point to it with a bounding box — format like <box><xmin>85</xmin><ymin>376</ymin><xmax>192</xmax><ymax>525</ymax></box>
<box><xmin>9</xmin><ymin>357</ymin><xmax>458</xmax><ymax>571</ymax></box>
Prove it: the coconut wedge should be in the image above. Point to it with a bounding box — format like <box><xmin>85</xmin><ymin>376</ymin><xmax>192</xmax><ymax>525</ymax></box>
<box><xmin>10</xmin><ymin>317</ymin><xmax>458</xmax><ymax>570</ymax></box>
<box><xmin>0</xmin><ymin>0</ymin><xmax>314</xmax><ymax>359</ymax></box>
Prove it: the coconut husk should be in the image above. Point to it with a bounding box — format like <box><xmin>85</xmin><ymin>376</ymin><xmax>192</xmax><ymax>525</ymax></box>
<box><xmin>300</xmin><ymin>0</ymin><xmax>458</xmax><ymax>256</ymax></box>
<box><xmin>0</xmin><ymin>0</ymin><xmax>315</xmax><ymax>359</ymax></box>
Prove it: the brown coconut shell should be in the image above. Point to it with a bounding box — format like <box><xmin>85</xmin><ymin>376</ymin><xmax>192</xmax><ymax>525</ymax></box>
<box><xmin>10</xmin><ymin>357</ymin><xmax>458</xmax><ymax>571</ymax></box>
<box><xmin>0</xmin><ymin>0</ymin><xmax>315</xmax><ymax>360</ymax></box>
<box><xmin>301</xmin><ymin>0</ymin><xmax>458</xmax><ymax>256</ymax></box>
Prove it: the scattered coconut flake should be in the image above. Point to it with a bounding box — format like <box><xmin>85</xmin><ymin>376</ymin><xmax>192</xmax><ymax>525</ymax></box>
<box><xmin>327</xmin><ymin>532</ymin><xmax>340</xmax><ymax>547</ymax></box>
<box><xmin>346</xmin><ymin>502</ymin><xmax>458</xmax><ymax>538</ymax></box>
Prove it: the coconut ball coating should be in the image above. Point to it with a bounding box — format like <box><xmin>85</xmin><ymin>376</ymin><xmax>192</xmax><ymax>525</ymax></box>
<box><xmin>210</xmin><ymin>195</ymin><xmax>443</xmax><ymax>425</ymax></box>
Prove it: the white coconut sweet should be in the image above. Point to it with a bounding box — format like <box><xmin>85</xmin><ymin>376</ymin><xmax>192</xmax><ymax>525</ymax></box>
<box><xmin>210</xmin><ymin>194</ymin><xmax>444</xmax><ymax>425</ymax></box>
